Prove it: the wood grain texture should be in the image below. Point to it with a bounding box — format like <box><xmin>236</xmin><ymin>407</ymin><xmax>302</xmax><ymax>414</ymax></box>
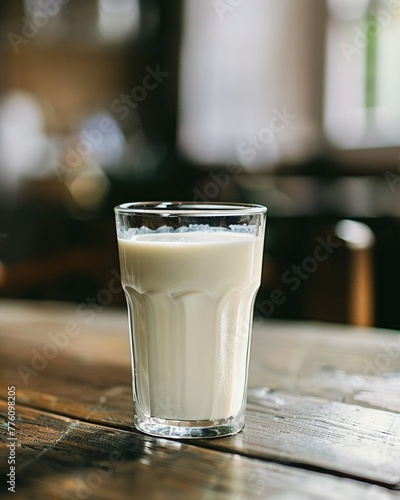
<box><xmin>1</xmin><ymin>350</ymin><xmax>400</xmax><ymax>486</ymax></box>
<box><xmin>1</xmin><ymin>402</ymin><xmax>398</xmax><ymax>500</ymax></box>
<box><xmin>202</xmin><ymin>389</ymin><xmax>400</xmax><ymax>485</ymax></box>
<box><xmin>248</xmin><ymin>321</ymin><xmax>400</xmax><ymax>414</ymax></box>
<box><xmin>1</xmin><ymin>301</ymin><xmax>400</xmax><ymax>497</ymax></box>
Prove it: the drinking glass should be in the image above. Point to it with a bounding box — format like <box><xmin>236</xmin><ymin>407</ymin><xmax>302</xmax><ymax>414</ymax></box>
<box><xmin>115</xmin><ymin>202</ymin><xmax>267</xmax><ymax>438</ymax></box>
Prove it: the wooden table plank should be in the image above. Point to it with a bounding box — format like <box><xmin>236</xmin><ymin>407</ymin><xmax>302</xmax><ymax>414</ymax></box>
<box><xmin>274</xmin><ymin>367</ymin><xmax>400</xmax><ymax>413</ymax></box>
<box><xmin>248</xmin><ymin>321</ymin><xmax>400</xmax><ymax>414</ymax></box>
<box><xmin>2</xmin><ymin>342</ymin><xmax>400</xmax><ymax>486</ymax></box>
<box><xmin>1</xmin><ymin>308</ymin><xmax>400</xmax><ymax>416</ymax></box>
<box><xmin>1</xmin><ymin>301</ymin><xmax>400</xmax><ymax>492</ymax></box>
<box><xmin>1</xmin><ymin>301</ymin><xmax>400</xmax><ymax>415</ymax></box>
<box><xmin>200</xmin><ymin>389</ymin><xmax>400</xmax><ymax>486</ymax></box>
<box><xmin>1</xmin><ymin>402</ymin><xmax>398</xmax><ymax>500</ymax></box>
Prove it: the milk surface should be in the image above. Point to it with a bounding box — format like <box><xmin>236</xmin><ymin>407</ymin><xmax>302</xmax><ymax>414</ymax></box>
<box><xmin>118</xmin><ymin>231</ymin><xmax>263</xmax><ymax>421</ymax></box>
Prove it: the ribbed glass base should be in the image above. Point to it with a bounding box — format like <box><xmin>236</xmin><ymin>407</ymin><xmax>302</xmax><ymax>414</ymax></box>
<box><xmin>134</xmin><ymin>406</ymin><xmax>245</xmax><ymax>439</ymax></box>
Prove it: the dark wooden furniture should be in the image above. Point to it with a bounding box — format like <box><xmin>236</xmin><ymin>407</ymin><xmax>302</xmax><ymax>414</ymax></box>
<box><xmin>1</xmin><ymin>301</ymin><xmax>399</xmax><ymax>498</ymax></box>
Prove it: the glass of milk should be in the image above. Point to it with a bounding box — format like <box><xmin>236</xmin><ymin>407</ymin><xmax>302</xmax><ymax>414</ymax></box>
<box><xmin>115</xmin><ymin>202</ymin><xmax>267</xmax><ymax>438</ymax></box>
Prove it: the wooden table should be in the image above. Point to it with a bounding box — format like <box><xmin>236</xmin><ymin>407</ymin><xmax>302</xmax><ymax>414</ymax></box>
<box><xmin>1</xmin><ymin>300</ymin><xmax>400</xmax><ymax>499</ymax></box>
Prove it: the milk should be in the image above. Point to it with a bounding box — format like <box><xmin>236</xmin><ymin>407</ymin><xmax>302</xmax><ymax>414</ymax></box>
<box><xmin>118</xmin><ymin>231</ymin><xmax>264</xmax><ymax>421</ymax></box>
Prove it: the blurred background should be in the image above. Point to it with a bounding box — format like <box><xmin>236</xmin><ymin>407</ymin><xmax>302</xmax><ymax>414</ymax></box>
<box><xmin>0</xmin><ymin>0</ymin><xmax>399</xmax><ymax>328</ymax></box>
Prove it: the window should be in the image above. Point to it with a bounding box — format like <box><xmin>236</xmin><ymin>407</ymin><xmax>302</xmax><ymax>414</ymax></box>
<box><xmin>325</xmin><ymin>0</ymin><xmax>400</xmax><ymax>149</ymax></box>
<box><xmin>179</xmin><ymin>0</ymin><xmax>326</xmax><ymax>170</ymax></box>
<box><xmin>178</xmin><ymin>0</ymin><xmax>400</xmax><ymax>171</ymax></box>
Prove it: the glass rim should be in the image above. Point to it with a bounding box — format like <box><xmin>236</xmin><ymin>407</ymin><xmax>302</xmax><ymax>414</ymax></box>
<box><xmin>114</xmin><ymin>201</ymin><xmax>267</xmax><ymax>216</ymax></box>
